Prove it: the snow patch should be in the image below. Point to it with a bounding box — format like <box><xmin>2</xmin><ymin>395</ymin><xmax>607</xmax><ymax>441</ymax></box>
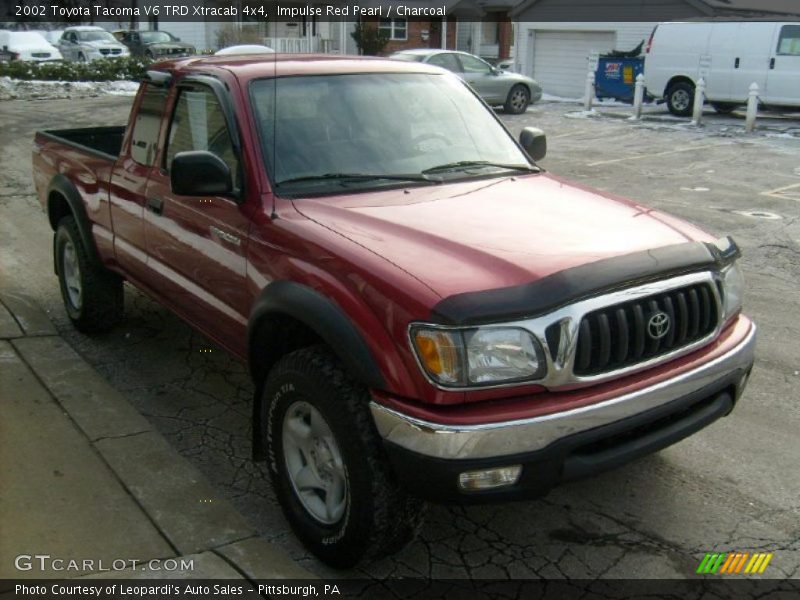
<box><xmin>0</xmin><ymin>77</ymin><xmax>139</xmax><ymax>100</ymax></box>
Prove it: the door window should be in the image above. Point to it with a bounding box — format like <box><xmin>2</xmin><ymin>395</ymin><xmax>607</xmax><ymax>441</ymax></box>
<box><xmin>130</xmin><ymin>84</ymin><xmax>168</xmax><ymax>166</ymax></box>
<box><xmin>165</xmin><ymin>86</ymin><xmax>239</xmax><ymax>180</ymax></box>
<box><xmin>428</xmin><ymin>53</ymin><xmax>461</xmax><ymax>73</ymax></box>
<box><xmin>777</xmin><ymin>25</ymin><xmax>800</xmax><ymax>56</ymax></box>
<box><xmin>458</xmin><ymin>54</ymin><xmax>492</xmax><ymax>74</ymax></box>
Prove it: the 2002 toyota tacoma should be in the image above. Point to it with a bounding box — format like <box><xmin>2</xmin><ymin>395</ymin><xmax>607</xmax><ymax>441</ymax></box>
<box><xmin>33</xmin><ymin>54</ymin><xmax>756</xmax><ymax>568</ymax></box>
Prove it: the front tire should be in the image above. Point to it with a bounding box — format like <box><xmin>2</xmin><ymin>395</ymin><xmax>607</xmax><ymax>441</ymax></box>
<box><xmin>666</xmin><ymin>81</ymin><xmax>695</xmax><ymax>117</ymax></box>
<box><xmin>504</xmin><ymin>84</ymin><xmax>531</xmax><ymax>115</ymax></box>
<box><xmin>55</xmin><ymin>216</ymin><xmax>123</xmax><ymax>333</ymax></box>
<box><xmin>263</xmin><ymin>346</ymin><xmax>426</xmax><ymax>568</ymax></box>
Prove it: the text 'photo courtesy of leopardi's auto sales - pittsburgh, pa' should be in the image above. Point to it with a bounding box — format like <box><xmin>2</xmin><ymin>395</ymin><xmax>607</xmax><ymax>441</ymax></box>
<box><xmin>7</xmin><ymin>0</ymin><xmax>800</xmax><ymax>597</ymax></box>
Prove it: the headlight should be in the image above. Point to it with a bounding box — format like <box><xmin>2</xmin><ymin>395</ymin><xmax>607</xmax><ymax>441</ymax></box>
<box><xmin>720</xmin><ymin>262</ymin><xmax>744</xmax><ymax>322</ymax></box>
<box><xmin>411</xmin><ymin>326</ymin><xmax>546</xmax><ymax>387</ymax></box>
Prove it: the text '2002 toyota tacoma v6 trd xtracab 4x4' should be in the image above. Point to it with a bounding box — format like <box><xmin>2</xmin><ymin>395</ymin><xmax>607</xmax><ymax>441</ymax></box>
<box><xmin>33</xmin><ymin>54</ymin><xmax>755</xmax><ymax>568</ymax></box>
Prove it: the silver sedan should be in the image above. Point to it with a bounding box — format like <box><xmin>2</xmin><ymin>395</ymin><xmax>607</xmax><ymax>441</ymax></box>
<box><xmin>391</xmin><ymin>49</ymin><xmax>542</xmax><ymax>114</ymax></box>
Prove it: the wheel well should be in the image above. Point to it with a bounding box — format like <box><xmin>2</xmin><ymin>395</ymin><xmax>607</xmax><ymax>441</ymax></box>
<box><xmin>664</xmin><ymin>76</ymin><xmax>695</xmax><ymax>98</ymax></box>
<box><xmin>47</xmin><ymin>191</ymin><xmax>72</xmax><ymax>231</ymax></box>
<box><xmin>249</xmin><ymin>313</ymin><xmax>324</xmax><ymax>387</ymax></box>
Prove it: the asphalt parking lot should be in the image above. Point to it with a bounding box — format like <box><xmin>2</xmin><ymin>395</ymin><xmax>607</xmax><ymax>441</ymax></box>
<box><xmin>1</xmin><ymin>95</ymin><xmax>798</xmax><ymax>579</ymax></box>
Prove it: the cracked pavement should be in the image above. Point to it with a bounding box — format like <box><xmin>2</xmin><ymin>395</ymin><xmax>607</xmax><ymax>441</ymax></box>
<box><xmin>1</xmin><ymin>95</ymin><xmax>798</xmax><ymax>579</ymax></box>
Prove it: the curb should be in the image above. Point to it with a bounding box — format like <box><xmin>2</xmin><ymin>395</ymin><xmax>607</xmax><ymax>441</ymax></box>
<box><xmin>0</xmin><ymin>291</ymin><xmax>312</xmax><ymax>580</ymax></box>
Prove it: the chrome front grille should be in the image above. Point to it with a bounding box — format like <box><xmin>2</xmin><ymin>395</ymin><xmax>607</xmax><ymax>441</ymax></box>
<box><xmin>573</xmin><ymin>282</ymin><xmax>719</xmax><ymax>376</ymax></box>
<box><xmin>410</xmin><ymin>271</ymin><xmax>724</xmax><ymax>392</ymax></box>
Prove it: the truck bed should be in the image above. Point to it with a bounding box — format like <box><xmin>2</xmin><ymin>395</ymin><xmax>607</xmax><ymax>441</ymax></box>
<box><xmin>37</xmin><ymin>126</ymin><xmax>126</xmax><ymax>159</ymax></box>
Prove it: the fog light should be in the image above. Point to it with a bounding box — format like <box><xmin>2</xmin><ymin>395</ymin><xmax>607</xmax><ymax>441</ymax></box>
<box><xmin>458</xmin><ymin>465</ymin><xmax>522</xmax><ymax>491</ymax></box>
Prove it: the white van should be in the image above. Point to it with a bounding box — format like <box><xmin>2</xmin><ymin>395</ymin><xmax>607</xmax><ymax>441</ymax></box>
<box><xmin>645</xmin><ymin>21</ymin><xmax>800</xmax><ymax>116</ymax></box>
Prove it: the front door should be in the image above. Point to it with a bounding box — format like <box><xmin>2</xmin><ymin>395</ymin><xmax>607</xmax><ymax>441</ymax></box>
<box><xmin>457</xmin><ymin>53</ymin><xmax>504</xmax><ymax>104</ymax></box>
<box><xmin>766</xmin><ymin>24</ymin><xmax>800</xmax><ymax>106</ymax></box>
<box><xmin>143</xmin><ymin>81</ymin><xmax>250</xmax><ymax>352</ymax></box>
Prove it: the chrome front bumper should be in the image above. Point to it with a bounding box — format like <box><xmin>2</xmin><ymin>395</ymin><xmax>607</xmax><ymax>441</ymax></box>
<box><xmin>370</xmin><ymin>324</ymin><xmax>756</xmax><ymax>460</ymax></box>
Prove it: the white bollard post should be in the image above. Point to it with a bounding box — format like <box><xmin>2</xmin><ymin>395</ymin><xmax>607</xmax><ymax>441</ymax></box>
<box><xmin>745</xmin><ymin>83</ymin><xmax>759</xmax><ymax>133</ymax></box>
<box><xmin>691</xmin><ymin>78</ymin><xmax>706</xmax><ymax>125</ymax></box>
<box><xmin>632</xmin><ymin>73</ymin><xmax>645</xmax><ymax>120</ymax></box>
<box><xmin>584</xmin><ymin>71</ymin><xmax>595</xmax><ymax>111</ymax></box>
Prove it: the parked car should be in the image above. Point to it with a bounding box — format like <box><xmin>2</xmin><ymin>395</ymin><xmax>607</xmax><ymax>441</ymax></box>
<box><xmin>645</xmin><ymin>21</ymin><xmax>800</xmax><ymax>116</ymax></box>
<box><xmin>114</xmin><ymin>29</ymin><xmax>195</xmax><ymax>59</ymax></box>
<box><xmin>391</xmin><ymin>49</ymin><xmax>542</xmax><ymax>114</ymax></box>
<box><xmin>57</xmin><ymin>26</ymin><xmax>129</xmax><ymax>62</ymax></box>
<box><xmin>0</xmin><ymin>31</ymin><xmax>62</xmax><ymax>62</ymax></box>
<box><xmin>33</xmin><ymin>55</ymin><xmax>755</xmax><ymax>568</ymax></box>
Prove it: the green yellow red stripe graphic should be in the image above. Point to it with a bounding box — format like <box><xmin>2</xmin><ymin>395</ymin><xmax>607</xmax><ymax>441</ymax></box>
<box><xmin>696</xmin><ymin>552</ymin><xmax>773</xmax><ymax>574</ymax></box>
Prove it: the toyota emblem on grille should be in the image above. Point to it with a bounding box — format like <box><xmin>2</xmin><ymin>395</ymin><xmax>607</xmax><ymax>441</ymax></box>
<box><xmin>647</xmin><ymin>312</ymin><xmax>671</xmax><ymax>339</ymax></box>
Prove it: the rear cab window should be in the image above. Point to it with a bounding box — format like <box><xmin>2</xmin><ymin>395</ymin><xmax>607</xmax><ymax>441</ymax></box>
<box><xmin>129</xmin><ymin>83</ymin><xmax>168</xmax><ymax>166</ymax></box>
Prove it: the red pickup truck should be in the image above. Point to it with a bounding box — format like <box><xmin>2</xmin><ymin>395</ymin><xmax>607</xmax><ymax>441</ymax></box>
<box><xmin>33</xmin><ymin>55</ymin><xmax>755</xmax><ymax>568</ymax></box>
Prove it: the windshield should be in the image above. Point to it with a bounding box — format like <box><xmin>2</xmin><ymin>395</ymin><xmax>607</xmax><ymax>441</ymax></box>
<box><xmin>140</xmin><ymin>31</ymin><xmax>175</xmax><ymax>44</ymax></box>
<box><xmin>77</xmin><ymin>30</ymin><xmax>117</xmax><ymax>43</ymax></box>
<box><xmin>250</xmin><ymin>73</ymin><xmax>531</xmax><ymax>195</ymax></box>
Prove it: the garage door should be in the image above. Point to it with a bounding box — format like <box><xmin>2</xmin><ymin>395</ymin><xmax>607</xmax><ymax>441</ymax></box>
<box><xmin>532</xmin><ymin>31</ymin><xmax>616</xmax><ymax>98</ymax></box>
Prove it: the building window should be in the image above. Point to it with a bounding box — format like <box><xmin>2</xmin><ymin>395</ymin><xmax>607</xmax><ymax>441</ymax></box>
<box><xmin>379</xmin><ymin>18</ymin><xmax>408</xmax><ymax>41</ymax></box>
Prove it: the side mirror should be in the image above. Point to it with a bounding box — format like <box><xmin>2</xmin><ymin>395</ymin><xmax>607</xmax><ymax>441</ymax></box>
<box><xmin>519</xmin><ymin>127</ymin><xmax>547</xmax><ymax>161</ymax></box>
<box><xmin>175</xmin><ymin>37</ymin><xmax>181</xmax><ymax>41</ymax></box>
<box><xmin>170</xmin><ymin>151</ymin><xmax>232</xmax><ymax>196</ymax></box>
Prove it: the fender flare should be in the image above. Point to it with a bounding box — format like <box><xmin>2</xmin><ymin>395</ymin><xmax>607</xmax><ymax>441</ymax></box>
<box><xmin>46</xmin><ymin>174</ymin><xmax>102</xmax><ymax>269</ymax></box>
<box><xmin>248</xmin><ymin>280</ymin><xmax>385</xmax><ymax>389</ymax></box>
<box><xmin>248</xmin><ymin>281</ymin><xmax>386</xmax><ymax>461</ymax></box>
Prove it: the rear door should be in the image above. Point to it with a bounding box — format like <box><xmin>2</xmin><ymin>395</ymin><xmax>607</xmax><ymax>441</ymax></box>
<box><xmin>109</xmin><ymin>82</ymin><xmax>168</xmax><ymax>281</ymax></box>
<box><xmin>765</xmin><ymin>24</ymin><xmax>800</xmax><ymax>106</ymax></box>
<box><xmin>142</xmin><ymin>78</ymin><xmax>251</xmax><ymax>351</ymax></box>
<box><xmin>732</xmin><ymin>23</ymin><xmax>776</xmax><ymax>102</ymax></box>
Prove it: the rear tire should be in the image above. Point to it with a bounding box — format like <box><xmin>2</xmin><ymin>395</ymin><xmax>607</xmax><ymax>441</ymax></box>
<box><xmin>504</xmin><ymin>84</ymin><xmax>530</xmax><ymax>115</ymax></box>
<box><xmin>666</xmin><ymin>81</ymin><xmax>694</xmax><ymax>117</ymax></box>
<box><xmin>262</xmin><ymin>346</ymin><xmax>426</xmax><ymax>568</ymax></box>
<box><xmin>55</xmin><ymin>216</ymin><xmax>123</xmax><ymax>333</ymax></box>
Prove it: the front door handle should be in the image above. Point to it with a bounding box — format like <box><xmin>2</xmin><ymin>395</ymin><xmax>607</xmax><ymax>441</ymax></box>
<box><xmin>147</xmin><ymin>196</ymin><xmax>164</xmax><ymax>215</ymax></box>
<box><xmin>770</xmin><ymin>57</ymin><xmax>776</xmax><ymax>69</ymax></box>
<box><xmin>734</xmin><ymin>57</ymin><xmax>740</xmax><ymax>69</ymax></box>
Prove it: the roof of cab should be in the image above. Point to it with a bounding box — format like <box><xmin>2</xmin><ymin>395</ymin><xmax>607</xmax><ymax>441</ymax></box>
<box><xmin>151</xmin><ymin>53</ymin><xmax>447</xmax><ymax>81</ymax></box>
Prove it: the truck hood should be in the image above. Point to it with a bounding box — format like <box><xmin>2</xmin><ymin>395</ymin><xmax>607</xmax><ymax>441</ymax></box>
<box><xmin>292</xmin><ymin>173</ymin><xmax>712</xmax><ymax>301</ymax></box>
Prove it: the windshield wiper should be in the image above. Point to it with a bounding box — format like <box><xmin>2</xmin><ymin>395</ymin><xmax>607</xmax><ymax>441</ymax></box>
<box><xmin>275</xmin><ymin>172</ymin><xmax>436</xmax><ymax>187</ymax></box>
<box><xmin>422</xmin><ymin>161</ymin><xmax>540</xmax><ymax>175</ymax></box>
